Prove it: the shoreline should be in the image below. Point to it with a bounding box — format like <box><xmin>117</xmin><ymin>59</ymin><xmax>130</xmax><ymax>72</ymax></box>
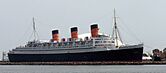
<box><xmin>0</xmin><ymin>61</ymin><xmax>166</xmax><ymax>65</ymax></box>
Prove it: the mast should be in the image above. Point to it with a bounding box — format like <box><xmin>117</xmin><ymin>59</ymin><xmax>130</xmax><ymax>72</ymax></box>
<box><xmin>32</xmin><ymin>17</ymin><xmax>38</xmax><ymax>41</ymax></box>
<box><xmin>111</xmin><ymin>9</ymin><xmax>123</xmax><ymax>48</ymax></box>
<box><xmin>114</xmin><ymin>9</ymin><xmax>118</xmax><ymax>47</ymax></box>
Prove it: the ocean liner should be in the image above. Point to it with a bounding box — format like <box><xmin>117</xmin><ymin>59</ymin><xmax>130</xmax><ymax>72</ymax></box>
<box><xmin>8</xmin><ymin>10</ymin><xmax>143</xmax><ymax>62</ymax></box>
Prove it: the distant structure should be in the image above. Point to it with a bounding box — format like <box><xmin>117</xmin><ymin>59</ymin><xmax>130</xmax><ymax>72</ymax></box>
<box><xmin>2</xmin><ymin>52</ymin><xmax>8</xmax><ymax>61</ymax></box>
<box><xmin>152</xmin><ymin>49</ymin><xmax>161</xmax><ymax>61</ymax></box>
<box><xmin>152</xmin><ymin>48</ymin><xmax>166</xmax><ymax>61</ymax></box>
<box><xmin>163</xmin><ymin>48</ymin><xmax>166</xmax><ymax>60</ymax></box>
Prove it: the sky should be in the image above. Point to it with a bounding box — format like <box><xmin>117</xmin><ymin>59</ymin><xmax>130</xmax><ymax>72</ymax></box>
<box><xmin>0</xmin><ymin>0</ymin><xmax>166</xmax><ymax>58</ymax></box>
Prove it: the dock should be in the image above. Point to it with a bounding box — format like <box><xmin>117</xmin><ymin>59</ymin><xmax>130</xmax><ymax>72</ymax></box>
<box><xmin>0</xmin><ymin>61</ymin><xmax>166</xmax><ymax>65</ymax></box>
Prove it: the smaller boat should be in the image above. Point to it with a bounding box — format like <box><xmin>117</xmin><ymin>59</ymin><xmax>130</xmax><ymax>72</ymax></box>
<box><xmin>142</xmin><ymin>53</ymin><xmax>152</xmax><ymax>61</ymax></box>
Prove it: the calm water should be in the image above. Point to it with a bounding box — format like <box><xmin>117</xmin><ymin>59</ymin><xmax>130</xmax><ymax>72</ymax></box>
<box><xmin>0</xmin><ymin>65</ymin><xmax>166</xmax><ymax>73</ymax></box>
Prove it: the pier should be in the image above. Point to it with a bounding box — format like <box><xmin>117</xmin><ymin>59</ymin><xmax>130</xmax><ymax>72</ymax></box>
<box><xmin>0</xmin><ymin>61</ymin><xmax>166</xmax><ymax>65</ymax></box>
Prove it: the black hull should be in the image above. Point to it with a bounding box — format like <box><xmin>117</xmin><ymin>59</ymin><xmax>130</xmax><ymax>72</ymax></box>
<box><xmin>8</xmin><ymin>47</ymin><xmax>143</xmax><ymax>62</ymax></box>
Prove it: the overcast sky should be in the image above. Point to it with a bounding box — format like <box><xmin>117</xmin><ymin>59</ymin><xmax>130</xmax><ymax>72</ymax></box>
<box><xmin>0</xmin><ymin>0</ymin><xmax>166</xmax><ymax>57</ymax></box>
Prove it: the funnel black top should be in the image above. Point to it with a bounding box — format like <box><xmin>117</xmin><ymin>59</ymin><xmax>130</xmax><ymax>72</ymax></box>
<box><xmin>71</xmin><ymin>27</ymin><xmax>78</xmax><ymax>32</ymax></box>
<box><xmin>52</xmin><ymin>30</ymin><xmax>59</xmax><ymax>34</ymax></box>
<box><xmin>91</xmin><ymin>24</ymin><xmax>98</xmax><ymax>29</ymax></box>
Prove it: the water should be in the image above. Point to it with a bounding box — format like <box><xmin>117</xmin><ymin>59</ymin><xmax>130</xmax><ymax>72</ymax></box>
<box><xmin>0</xmin><ymin>65</ymin><xmax>166</xmax><ymax>73</ymax></box>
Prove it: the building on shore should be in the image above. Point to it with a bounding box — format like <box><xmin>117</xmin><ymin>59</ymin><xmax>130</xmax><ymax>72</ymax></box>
<box><xmin>152</xmin><ymin>48</ymin><xmax>166</xmax><ymax>61</ymax></box>
<box><xmin>1</xmin><ymin>52</ymin><xmax>8</xmax><ymax>61</ymax></box>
